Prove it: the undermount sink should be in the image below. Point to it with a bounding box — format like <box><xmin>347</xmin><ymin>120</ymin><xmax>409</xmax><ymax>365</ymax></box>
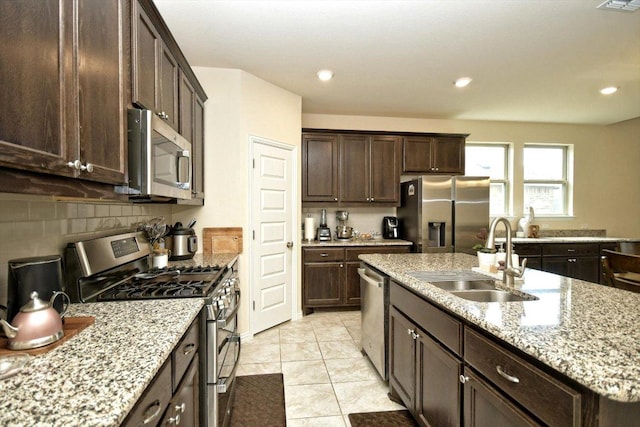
<box><xmin>430</xmin><ymin>279</ymin><xmax>498</xmax><ymax>291</ymax></box>
<box><xmin>450</xmin><ymin>289</ymin><xmax>538</xmax><ymax>303</ymax></box>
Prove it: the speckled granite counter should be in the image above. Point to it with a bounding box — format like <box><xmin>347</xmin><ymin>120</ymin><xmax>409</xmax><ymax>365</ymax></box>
<box><xmin>359</xmin><ymin>253</ymin><xmax>640</xmax><ymax>403</ymax></box>
<box><xmin>0</xmin><ymin>298</ymin><xmax>204</xmax><ymax>426</ymax></box>
<box><xmin>301</xmin><ymin>238</ymin><xmax>412</xmax><ymax>247</ymax></box>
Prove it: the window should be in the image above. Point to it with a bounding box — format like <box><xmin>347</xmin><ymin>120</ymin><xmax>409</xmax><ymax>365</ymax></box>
<box><xmin>465</xmin><ymin>143</ymin><xmax>509</xmax><ymax>216</ymax></box>
<box><xmin>523</xmin><ymin>145</ymin><xmax>570</xmax><ymax>215</ymax></box>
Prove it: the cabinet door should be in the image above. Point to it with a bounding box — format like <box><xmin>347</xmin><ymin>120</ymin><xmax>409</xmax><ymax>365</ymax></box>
<box><xmin>303</xmin><ymin>262</ymin><xmax>343</xmax><ymax>307</ymax></box>
<box><xmin>402</xmin><ymin>136</ymin><xmax>433</xmax><ymax>173</ymax></box>
<box><xmin>179</xmin><ymin>70</ymin><xmax>196</xmax><ymax>143</ymax></box>
<box><xmin>76</xmin><ymin>0</ymin><xmax>126</xmax><ymax>184</ymax></box>
<box><xmin>370</xmin><ymin>135</ymin><xmax>401</xmax><ymax>203</ymax></box>
<box><xmin>573</xmin><ymin>256</ymin><xmax>600</xmax><ymax>283</ymax></box>
<box><xmin>159</xmin><ymin>43</ymin><xmax>179</xmax><ymax>130</ymax></box>
<box><xmin>302</xmin><ymin>133</ymin><xmax>339</xmax><ymax>202</ymax></box>
<box><xmin>162</xmin><ymin>355</ymin><xmax>199</xmax><ymax>427</ymax></box>
<box><xmin>345</xmin><ymin>262</ymin><xmax>362</xmax><ymax>305</ymax></box>
<box><xmin>132</xmin><ymin>1</ymin><xmax>160</xmax><ymax>111</ymax></box>
<box><xmin>542</xmin><ymin>257</ymin><xmax>571</xmax><ymax>278</ymax></box>
<box><xmin>463</xmin><ymin>368</ymin><xmax>540</xmax><ymax>427</ymax></box>
<box><xmin>339</xmin><ymin>134</ymin><xmax>369</xmax><ymax>203</ymax></box>
<box><xmin>389</xmin><ymin>306</ymin><xmax>416</xmax><ymax>411</ymax></box>
<box><xmin>432</xmin><ymin>136</ymin><xmax>465</xmax><ymax>174</ymax></box>
<box><xmin>0</xmin><ymin>1</ymin><xmax>72</xmax><ymax>177</ymax></box>
<box><xmin>192</xmin><ymin>94</ymin><xmax>206</xmax><ymax>201</ymax></box>
<box><xmin>416</xmin><ymin>332</ymin><xmax>462</xmax><ymax>427</ymax></box>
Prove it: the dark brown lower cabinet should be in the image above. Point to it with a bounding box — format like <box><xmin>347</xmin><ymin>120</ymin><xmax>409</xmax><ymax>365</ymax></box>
<box><xmin>302</xmin><ymin>245</ymin><xmax>409</xmax><ymax>313</ymax></box>
<box><xmin>389</xmin><ymin>305</ymin><xmax>461</xmax><ymax>427</ymax></box>
<box><xmin>123</xmin><ymin>316</ymin><xmax>200</xmax><ymax>426</ymax></box>
<box><xmin>462</xmin><ymin>368</ymin><xmax>538</xmax><ymax>427</ymax></box>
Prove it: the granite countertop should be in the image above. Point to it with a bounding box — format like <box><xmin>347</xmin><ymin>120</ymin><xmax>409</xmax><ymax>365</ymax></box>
<box><xmin>359</xmin><ymin>253</ymin><xmax>640</xmax><ymax>403</ymax></box>
<box><xmin>301</xmin><ymin>238</ymin><xmax>412</xmax><ymax>247</ymax></box>
<box><xmin>497</xmin><ymin>236</ymin><xmax>640</xmax><ymax>244</ymax></box>
<box><xmin>0</xmin><ymin>299</ymin><xmax>204</xmax><ymax>426</ymax></box>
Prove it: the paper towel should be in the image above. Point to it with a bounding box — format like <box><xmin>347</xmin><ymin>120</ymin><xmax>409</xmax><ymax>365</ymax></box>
<box><xmin>304</xmin><ymin>217</ymin><xmax>316</xmax><ymax>241</ymax></box>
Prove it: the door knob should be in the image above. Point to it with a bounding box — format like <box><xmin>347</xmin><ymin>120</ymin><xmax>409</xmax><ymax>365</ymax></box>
<box><xmin>286</xmin><ymin>241</ymin><xmax>293</xmax><ymax>249</ymax></box>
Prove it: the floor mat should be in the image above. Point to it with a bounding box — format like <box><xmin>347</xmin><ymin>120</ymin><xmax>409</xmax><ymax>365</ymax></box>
<box><xmin>348</xmin><ymin>409</ymin><xmax>417</xmax><ymax>427</ymax></box>
<box><xmin>230</xmin><ymin>373</ymin><xmax>286</xmax><ymax>427</ymax></box>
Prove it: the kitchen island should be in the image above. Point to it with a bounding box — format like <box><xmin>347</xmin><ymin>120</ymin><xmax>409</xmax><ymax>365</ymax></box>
<box><xmin>360</xmin><ymin>252</ymin><xmax>640</xmax><ymax>425</ymax></box>
<box><xmin>0</xmin><ymin>298</ymin><xmax>203</xmax><ymax>426</ymax></box>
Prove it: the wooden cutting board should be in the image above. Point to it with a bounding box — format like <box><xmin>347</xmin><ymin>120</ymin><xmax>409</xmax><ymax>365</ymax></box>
<box><xmin>0</xmin><ymin>316</ymin><xmax>95</xmax><ymax>356</ymax></box>
<box><xmin>203</xmin><ymin>227</ymin><xmax>243</xmax><ymax>254</ymax></box>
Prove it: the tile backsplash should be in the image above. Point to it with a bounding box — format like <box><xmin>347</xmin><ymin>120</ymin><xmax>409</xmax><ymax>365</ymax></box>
<box><xmin>0</xmin><ymin>192</ymin><xmax>172</xmax><ymax>311</ymax></box>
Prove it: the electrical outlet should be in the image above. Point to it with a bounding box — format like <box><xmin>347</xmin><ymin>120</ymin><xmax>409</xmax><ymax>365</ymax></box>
<box><xmin>581</xmin><ymin>224</ymin><xmax>589</xmax><ymax>229</ymax></box>
<box><xmin>541</xmin><ymin>223</ymin><xmax>549</xmax><ymax>229</ymax></box>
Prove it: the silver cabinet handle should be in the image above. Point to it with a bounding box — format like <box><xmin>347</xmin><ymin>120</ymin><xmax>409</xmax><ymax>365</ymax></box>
<box><xmin>459</xmin><ymin>375</ymin><xmax>470</xmax><ymax>384</ymax></box>
<box><xmin>142</xmin><ymin>399</ymin><xmax>162</xmax><ymax>424</ymax></box>
<box><xmin>182</xmin><ymin>343</ymin><xmax>196</xmax><ymax>355</ymax></box>
<box><xmin>80</xmin><ymin>162</ymin><xmax>94</xmax><ymax>173</ymax></box>
<box><xmin>334</xmin><ymin>197</ymin><xmax>338</xmax><ymax>201</ymax></box>
<box><xmin>321</xmin><ymin>253</ymin><xmax>329</xmax><ymax>257</ymax></box>
<box><xmin>496</xmin><ymin>365</ymin><xmax>520</xmax><ymax>383</ymax></box>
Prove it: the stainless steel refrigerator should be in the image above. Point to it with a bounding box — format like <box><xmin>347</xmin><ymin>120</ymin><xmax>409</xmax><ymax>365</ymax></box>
<box><xmin>397</xmin><ymin>176</ymin><xmax>490</xmax><ymax>254</ymax></box>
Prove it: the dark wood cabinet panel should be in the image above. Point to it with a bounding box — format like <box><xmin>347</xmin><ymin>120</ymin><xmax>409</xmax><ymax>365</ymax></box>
<box><xmin>303</xmin><ymin>245</ymin><xmax>409</xmax><ymax>312</ymax></box>
<box><xmin>76</xmin><ymin>0</ymin><xmax>127</xmax><ymax>184</ymax></box>
<box><xmin>463</xmin><ymin>367</ymin><xmax>540</xmax><ymax>427</ymax></box>
<box><xmin>303</xmin><ymin>262</ymin><xmax>343</xmax><ymax>307</ymax></box>
<box><xmin>132</xmin><ymin>0</ymin><xmax>159</xmax><ymax>112</ymax></box>
<box><xmin>370</xmin><ymin>135</ymin><xmax>401</xmax><ymax>203</ymax></box>
<box><xmin>0</xmin><ymin>0</ymin><xmax>126</xmax><ymax>185</ymax></box>
<box><xmin>159</xmin><ymin>43</ymin><xmax>179</xmax><ymax>130</ymax></box>
<box><xmin>162</xmin><ymin>354</ymin><xmax>199</xmax><ymax>427</ymax></box>
<box><xmin>389</xmin><ymin>306</ymin><xmax>416</xmax><ymax>410</ymax></box>
<box><xmin>0</xmin><ymin>0</ymin><xmax>68</xmax><ymax>175</ymax></box>
<box><xmin>178</xmin><ymin>72</ymin><xmax>205</xmax><ymax>204</ymax></box>
<box><xmin>416</xmin><ymin>330</ymin><xmax>462</xmax><ymax>427</ymax></box>
<box><xmin>339</xmin><ymin>134</ymin><xmax>369</xmax><ymax>203</ymax></box>
<box><xmin>302</xmin><ymin>133</ymin><xmax>339</xmax><ymax>202</ymax></box>
<box><xmin>402</xmin><ymin>135</ymin><xmax>465</xmax><ymax>174</ymax></box>
<box><xmin>465</xmin><ymin>328</ymin><xmax>581</xmax><ymax>427</ymax></box>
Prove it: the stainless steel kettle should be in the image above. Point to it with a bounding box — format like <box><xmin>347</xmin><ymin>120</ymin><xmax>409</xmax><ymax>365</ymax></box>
<box><xmin>0</xmin><ymin>291</ymin><xmax>70</xmax><ymax>350</ymax></box>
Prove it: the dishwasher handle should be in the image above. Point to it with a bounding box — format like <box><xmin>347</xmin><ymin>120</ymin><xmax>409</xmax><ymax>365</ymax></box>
<box><xmin>358</xmin><ymin>268</ymin><xmax>384</xmax><ymax>288</ymax></box>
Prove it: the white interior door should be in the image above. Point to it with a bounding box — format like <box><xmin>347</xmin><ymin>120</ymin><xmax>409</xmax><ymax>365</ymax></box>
<box><xmin>251</xmin><ymin>138</ymin><xmax>294</xmax><ymax>334</ymax></box>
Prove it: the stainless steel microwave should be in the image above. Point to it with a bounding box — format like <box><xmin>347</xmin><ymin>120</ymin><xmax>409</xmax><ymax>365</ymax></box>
<box><xmin>118</xmin><ymin>109</ymin><xmax>192</xmax><ymax>201</ymax></box>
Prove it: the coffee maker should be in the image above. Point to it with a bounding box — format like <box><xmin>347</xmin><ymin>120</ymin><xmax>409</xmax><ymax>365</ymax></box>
<box><xmin>382</xmin><ymin>216</ymin><xmax>399</xmax><ymax>239</ymax></box>
<box><xmin>6</xmin><ymin>255</ymin><xmax>65</xmax><ymax>321</ymax></box>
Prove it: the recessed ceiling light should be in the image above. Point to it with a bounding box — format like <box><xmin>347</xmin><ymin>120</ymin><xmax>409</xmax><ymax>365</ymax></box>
<box><xmin>600</xmin><ymin>86</ymin><xmax>618</xmax><ymax>95</ymax></box>
<box><xmin>454</xmin><ymin>77</ymin><xmax>472</xmax><ymax>88</ymax></box>
<box><xmin>317</xmin><ymin>70</ymin><xmax>334</xmax><ymax>81</ymax></box>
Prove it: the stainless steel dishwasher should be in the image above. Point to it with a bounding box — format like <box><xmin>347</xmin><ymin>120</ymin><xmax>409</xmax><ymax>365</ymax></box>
<box><xmin>358</xmin><ymin>263</ymin><xmax>388</xmax><ymax>380</ymax></box>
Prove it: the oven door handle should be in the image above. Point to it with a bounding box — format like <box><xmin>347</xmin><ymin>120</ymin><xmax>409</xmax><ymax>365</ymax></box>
<box><xmin>217</xmin><ymin>289</ymin><xmax>241</xmax><ymax>328</ymax></box>
<box><xmin>217</xmin><ymin>335</ymin><xmax>241</xmax><ymax>393</ymax></box>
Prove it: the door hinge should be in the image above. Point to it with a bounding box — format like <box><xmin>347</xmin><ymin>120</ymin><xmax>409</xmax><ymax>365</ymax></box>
<box><xmin>252</xmin><ymin>158</ymin><xmax>255</xmax><ymax>169</ymax></box>
<box><xmin>253</xmin><ymin>230</ymin><xmax>255</xmax><ymax>240</ymax></box>
<box><xmin>253</xmin><ymin>301</ymin><xmax>255</xmax><ymax>311</ymax></box>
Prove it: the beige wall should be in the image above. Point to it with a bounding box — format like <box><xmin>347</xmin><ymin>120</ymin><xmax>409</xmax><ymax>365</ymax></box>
<box><xmin>302</xmin><ymin>114</ymin><xmax>640</xmax><ymax>237</ymax></box>
<box><xmin>176</xmin><ymin>67</ymin><xmax>302</xmax><ymax>337</ymax></box>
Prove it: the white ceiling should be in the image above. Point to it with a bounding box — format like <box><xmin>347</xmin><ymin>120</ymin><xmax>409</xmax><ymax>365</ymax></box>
<box><xmin>154</xmin><ymin>0</ymin><xmax>640</xmax><ymax>125</ymax></box>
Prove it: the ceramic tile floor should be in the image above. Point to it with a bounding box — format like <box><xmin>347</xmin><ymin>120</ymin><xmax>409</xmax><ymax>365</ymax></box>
<box><xmin>236</xmin><ymin>310</ymin><xmax>405</xmax><ymax>426</ymax></box>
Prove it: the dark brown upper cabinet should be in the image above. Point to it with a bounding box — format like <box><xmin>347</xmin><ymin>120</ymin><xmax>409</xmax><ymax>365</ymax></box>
<box><xmin>0</xmin><ymin>0</ymin><xmax>127</xmax><ymax>186</ymax></box>
<box><xmin>178</xmin><ymin>71</ymin><xmax>205</xmax><ymax>204</ymax></box>
<box><xmin>402</xmin><ymin>135</ymin><xmax>466</xmax><ymax>174</ymax></box>
<box><xmin>132</xmin><ymin>0</ymin><xmax>179</xmax><ymax>131</ymax></box>
<box><xmin>339</xmin><ymin>134</ymin><xmax>401</xmax><ymax>204</ymax></box>
<box><xmin>302</xmin><ymin>133</ymin><xmax>340</xmax><ymax>203</ymax></box>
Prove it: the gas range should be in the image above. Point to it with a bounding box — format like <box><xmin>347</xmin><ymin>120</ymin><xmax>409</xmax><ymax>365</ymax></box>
<box><xmin>95</xmin><ymin>265</ymin><xmax>225</xmax><ymax>301</ymax></box>
<box><xmin>65</xmin><ymin>231</ymin><xmax>241</xmax><ymax>427</ymax></box>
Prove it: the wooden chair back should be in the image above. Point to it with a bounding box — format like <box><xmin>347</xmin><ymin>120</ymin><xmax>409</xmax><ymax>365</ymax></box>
<box><xmin>601</xmin><ymin>249</ymin><xmax>640</xmax><ymax>293</ymax></box>
<box><xmin>617</xmin><ymin>241</ymin><xmax>640</xmax><ymax>255</ymax></box>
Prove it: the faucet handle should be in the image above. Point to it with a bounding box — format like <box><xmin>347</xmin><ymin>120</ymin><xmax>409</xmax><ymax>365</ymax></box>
<box><xmin>508</xmin><ymin>258</ymin><xmax>528</xmax><ymax>278</ymax></box>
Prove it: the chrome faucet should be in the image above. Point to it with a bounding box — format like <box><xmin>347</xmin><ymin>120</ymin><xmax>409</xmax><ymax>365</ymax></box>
<box><xmin>485</xmin><ymin>217</ymin><xmax>528</xmax><ymax>286</ymax></box>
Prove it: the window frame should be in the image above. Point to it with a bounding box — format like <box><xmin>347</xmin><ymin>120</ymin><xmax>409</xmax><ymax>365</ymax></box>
<box><xmin>465</xmin><ymin>142</ymin><xmax>511</xmax><ymax>217</ymax></box>
<box><xmin>523</xmin><ymin>143</ymin><xmax>572</xmax><ymax>216</ymax></box>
